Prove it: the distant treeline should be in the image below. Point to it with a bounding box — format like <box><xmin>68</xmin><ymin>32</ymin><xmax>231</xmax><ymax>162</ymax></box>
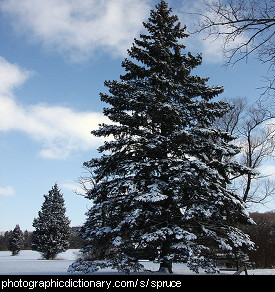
<box><xmin>0</xmin><ymin>227</ymin><xmax>85</xmax><ymax>251</ymax></box>
<box><xmin>241</xmin><ymin>212</ymin><xmax>275</xmax><ymax>269</ymax></box>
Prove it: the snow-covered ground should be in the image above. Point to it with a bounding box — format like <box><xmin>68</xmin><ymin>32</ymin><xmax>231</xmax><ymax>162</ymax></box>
<box><xmin>0</xmin><ymin>249</ymin><xmax>77</xmax><ymax>275</ymax></box>
<box><xmin>0</xmin><ymin>250</ymin><xmax>274</xmax><ymax>275</ymax></box>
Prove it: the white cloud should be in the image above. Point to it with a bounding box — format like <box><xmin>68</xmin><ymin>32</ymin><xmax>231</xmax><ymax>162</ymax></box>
<box><xmin>0</xmin><ymin>57</ymin><xmax>31</xmax><ymax>95</ymax></box>
<box><xmin>0</xmin><ymin>186</ymin><xmax>15</xmax><ymax>197</ymax></box>
<box><xmin>23</xmin><ymin>105</ymin><xmax>107</xmax><ymax>159</ymax></box>
<box><xmin>259</xmin><ymin>164</ymin><xmax>275</xmax><ymax>180</ymax></box>
<box><xmin>0</xmin><ymin>57</ymin><xmax>107</xmax><ymax>159</ymax></box>
<box><xmin>0</xmin><ymin>0</ymin><xmax>150</xmax><ymax>62</ymax></box>
<box><xmin>0</xmin><ymin>0</ymin><xmax>249</xmax><ymax>64</ymax></box>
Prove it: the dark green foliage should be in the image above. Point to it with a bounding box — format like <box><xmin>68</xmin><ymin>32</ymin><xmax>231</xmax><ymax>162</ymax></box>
<box><xmin>31</xmin><ymin>184</ymin><xmax>71</xmax><ymax>260</ymax></box>
<box><xmin>71</xmin><ymin>1</ymin><xmax>254</xmax><ymax>274</ymax></box>
<box><xmin>8</xmin><ymin>225</ymin><xmax>23</xmax><ymax>256</ymax></box>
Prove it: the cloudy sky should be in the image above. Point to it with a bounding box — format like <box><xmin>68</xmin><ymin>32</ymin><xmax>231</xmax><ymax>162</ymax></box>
<box><xmin>0</xmin><ymin>0</ymin><xmax>274</xmax><ymax>231</ymax></box>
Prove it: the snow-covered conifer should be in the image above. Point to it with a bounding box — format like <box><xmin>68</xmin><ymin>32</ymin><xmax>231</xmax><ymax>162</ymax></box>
<box><xmin>69</xmin><ymin>1</ymin><xmax>255</xmax><ymax>274</ymax></box>
<box><xmin>8</xmin><ymin>224</ymin><xmax>23</xmax><ymax>256</ymax></box>
<box><xmin>31</xmin><ymin>184</ymin><xmax>70</xmax><ymax>260</ymax></box>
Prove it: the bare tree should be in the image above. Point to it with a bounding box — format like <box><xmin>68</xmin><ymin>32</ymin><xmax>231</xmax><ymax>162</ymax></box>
<box><xmin>75</xmin><ymin>168</ymin><xmax>96</xmax><ymax>197</ymax></box>
<box><xmin>239</xmin><ymin>103</ymin><xmax>275</xmax><ymax>202</ymax></box>
<box><xmin>192</xmin><ymin>0</ymin><xmax>275</xmax><ymax>96</ymax></box>
<box><xmin>213</xmin><ymin>97</ymin><xmax>247</xmax><ymax>135</ymax></box>
<box><xmin>214</xmin><ymin>98</ymin><xmax>275</xmax><ymax>205</ymax></box>
<box><xmin>187</xmin><ymin>0</ymin><xmax>275</xmax><ymax>204</ymax></box>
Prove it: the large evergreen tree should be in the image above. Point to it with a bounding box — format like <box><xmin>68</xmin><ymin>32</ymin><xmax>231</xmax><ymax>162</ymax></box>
<box><xmin>8</xmin><ymin>224</ymin><xmax>23</xmax><ymax>256</ymax></box>
<box><xmin>70</xmin><ymin>1</ymin><xmax>254</xmax><ymax>274</ymax></box>
<box><xmin>31</xmin><ymin>183</ymin><xmax>70</xmax><ymax>260</ymax></box>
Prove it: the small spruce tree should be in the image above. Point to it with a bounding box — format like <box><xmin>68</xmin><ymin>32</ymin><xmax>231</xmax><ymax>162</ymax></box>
<box><xmin>69</xmin><ymin>1</ymin><xmax>254</xmax><ymax>274</ymax></box>
<box><xmin>31</xmin><ymin>184</ymin><xmax>70</xmax><ymax>260</ymax></box>
<box><xmin>8</xmin><ymin>224</ymin><xmax>24</xmax><ymax>256</ymax></box>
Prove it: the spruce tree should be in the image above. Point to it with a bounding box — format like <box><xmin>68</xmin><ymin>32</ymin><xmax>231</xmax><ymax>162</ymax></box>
<box><xmin>31</xmin><ymin>183</ymin><xmax>70</xmax><ymax>260</ymax></box>
<box><xmin>8</xmin><ymin>224</ymin><xmax>23</xmax><ymax>256</ymax></box>
<box><xmin>70</xmin><ymin>1</ymin><xmax>254</xmax><ymax>274</ymax></box>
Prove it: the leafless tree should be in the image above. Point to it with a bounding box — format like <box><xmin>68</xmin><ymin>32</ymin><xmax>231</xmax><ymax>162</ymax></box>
<box><xmin>214</xmin><ymin>98</ymin><xmax>275</xmax><ymax>206</ymax></box>
<box><xmin>239</xmin><ymin>103</ymin><xmax>275</xmax><ymax>202</ymax></box>
<box><xmin>191</xmin><ymin>0</ymin><xmax>275</xmax><ymax>97</ymax></box>
<box><xmin>213</xmin><ymin>97</ymin><xmax>247</xmax><ymax>135</ymax></box>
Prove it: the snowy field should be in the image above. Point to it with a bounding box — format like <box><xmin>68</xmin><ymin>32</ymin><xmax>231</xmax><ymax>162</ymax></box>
<box><xmin>0</xmin><ymin>250</ymin><xmax>274</xmax><ymax>275</ymax></box>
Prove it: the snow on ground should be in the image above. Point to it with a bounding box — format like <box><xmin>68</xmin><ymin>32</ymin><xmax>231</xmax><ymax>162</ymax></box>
<box><xmin>0</xmin><ymin>250</ymin><xmax>274</xmax><ymax>275</ymax></box>
<box><xmin>0</xmin><ymin>250</ymin><xmax>79</xmax><ymax>275</ymax></box>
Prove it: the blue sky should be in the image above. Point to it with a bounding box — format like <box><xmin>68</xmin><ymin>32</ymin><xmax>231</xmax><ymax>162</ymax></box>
<box><xmin>0</xmin><ymin>0</ymin><xmax>274</xmax><ymax>231</ymax></box>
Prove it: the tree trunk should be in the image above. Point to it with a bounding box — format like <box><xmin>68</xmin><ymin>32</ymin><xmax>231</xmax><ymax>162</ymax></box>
<box><xmin>159</xmin><ymin>261</ymin><xmax>173</xmax><ymax>274</ymax></box>
<box><xmin>159</xmin><ymin>242</ymin><xmax>173</xmax><ymax>274</ymax></box>
<box><xmin>243</xmin><ymin>173</ymin><xmax>252</xmax><ymax>202</ymax></box>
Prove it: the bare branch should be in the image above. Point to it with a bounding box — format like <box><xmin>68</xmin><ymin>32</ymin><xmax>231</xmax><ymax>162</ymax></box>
<box><xmin>216</xmin><ymin>97</ymin><xmax>275</xmax><ymax>205</ymax></box>
<box><xmin>189</xmin><ymin>0</ymin><xmax>275</xmax><ymax>97</ymax></box>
